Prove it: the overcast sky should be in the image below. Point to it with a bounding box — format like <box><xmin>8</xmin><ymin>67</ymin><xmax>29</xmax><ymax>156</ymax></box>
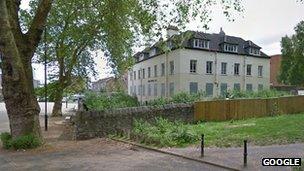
<box><xmin>29</xmin><ymin>0</ymin><xmax>304</xmax><ymax>82</ymax></box>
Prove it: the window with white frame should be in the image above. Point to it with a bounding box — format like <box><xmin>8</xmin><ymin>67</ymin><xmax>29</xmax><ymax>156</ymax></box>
<box><xmin>154</xmin><ymin>65</ymin><xmax>158</xmax><ymax>77</ymax></box>
<box><xmin>206</xmin><ymin>83</ymin><xmax>213</xmax><ymax>97</ymax></box>
<box><xmin>161</xmin><ymin>83</ymin><xmax>165</xmax><ymax>97</ymax></box>
<box><xmin>154</xmin><ymin>83</ymin><xmax>158</xmax><ymax>96</ymax></box>
<box><xmin>148</xmin><ymin>67</ymin><xmax>151</xmax><ymax>78</ymax></box>
<box><xmin>138</xmin><ymin>70</ymin><xmax>141</xmax><ymax>79</ymax></box>
<box><xmin>234</xmin><ymin>83</ymin><xmax>240</xmax><ymax>91</ymax></box>
<box><xmin>130</xmin><ymin>72</ymin><xmax>133</xmax><ymax>80</ymax></box>
<box><xmin>258</xmin><ymin>66</ymin><xmax>263</xmax><ymax>77</ymax></box>
<box><xmin>193</xmin><ymin>39</ymin><xmax>209</xmax><ymax>49</ymax></box>
<box><xmin>206</xmin><ymin>61</ymin><xmax>213</xmax><ymax>74</ymax></box>
<box><xmin>189</xmin><ymin>82</ymin><xmax>198</xmax><ymax>94</ymax></box>
<box><xmin>148</xmin><ymin>84</ymin><xmax>152</xmax><ymax>96</ymax></box>
<box><xmin>134</xmin><ymin>86</ymin><xmax>136</xmax><ymax>95</ymax></box>
<box><xmin>246</xmin><ymin>64</ymin><xmax>252</xmax><ymax>76</ymax></box>
<box><xmin>138</xmin><ymin>85</ymin><xmax>141</xmax><ymax>95</ymax></box>
<box><xmin>142</xmin><ymin>68</ymin><xmax>145</xmax><ymax>79</ymax></box>
<box><xmin>221</xmin><ymin>62</ymin><xmax>227</xmax><ymax>75</ymax></box>
<box><xmin>224</xmin><ymin>44</ymin><xmax>238</xmax><ymax>53</ymax></box>
<box><xmin>258</xmin><ymin>84</ymin><xmax>263</xmax><ymax>91</ymax></box>
<box><xmin>249</xmin><ymin>48</ymin><xmax>260</xmax><ymax>55</ymax></box>
<box><xmin>170</xmin><ymin>61</ymin><xmax>174</xmax><ymax>75</ymax></box>
<box><xmin>142</xmin><ymin>85</ymin><xmax>145</xmax><ymax>96</ymax></box>
<box><xmin>149</xmin><ymin>48</ymin><xmax>156</xmax><ymax>57</ymax></box>
<box><xmin>190</xmin><ymin>60</ymin><xmax>197</xmax><ymax>73</ymax></box>
<box><xmin>133</xmin><ymin>71</ymin><xmax>136</xmax><ymax>80</ymax></box>
<box><xmin>169</xmin><ymin>82</ymin><xmax>174</xmax><ymax>96</ymax></box>
<box><xmin>139</xmin><ymin>53</ymin><xmax>145</xmax><ymax>61</ymax></box>
<box><xmin>246</xmin><ymin>84</ymin><xmax>253</xmax><ymax>91</ymax></box>
<box><xmin>234</xmin><ymin>63</ymin><xmax>240</xmax><ymax>75</ymax></box>
<box><xmin>161</xmin><ymin>63</ymin><xmax>165</xmax><ymax>76</ymax></box>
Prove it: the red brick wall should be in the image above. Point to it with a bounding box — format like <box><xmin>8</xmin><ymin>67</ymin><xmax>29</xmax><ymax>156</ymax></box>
<box><xmin>270</xmin><ymin>55</ymin><xmax>282</xmax><ymax>86</ymax></box>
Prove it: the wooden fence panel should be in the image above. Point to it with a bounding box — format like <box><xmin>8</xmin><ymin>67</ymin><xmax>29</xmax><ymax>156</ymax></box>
<box><xmin>194</xmin><ymin>96</ymin><xmax>304</xmax><ymax>122</ymax></box>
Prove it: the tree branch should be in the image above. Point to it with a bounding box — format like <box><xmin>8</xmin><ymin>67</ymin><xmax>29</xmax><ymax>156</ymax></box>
<box><xmin>26</xmin><ymin>0</ymin><xmax>52</xmax><ymax>57</ymax></box>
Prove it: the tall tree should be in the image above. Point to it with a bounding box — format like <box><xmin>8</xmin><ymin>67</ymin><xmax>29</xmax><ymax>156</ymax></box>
<box><xmin>0</xmin><ymin>0</ymin><xmax>242</xmax><ymax>139</ymax></box>
<box><xmin>279</xmin><ymin>21</ymin><xmax>304</xmax><ymax>86</ymax></box>
<box><xmin>0</xmin><ymin>0</ymin><xmax>52</xmax><ymax>139</ymax></box>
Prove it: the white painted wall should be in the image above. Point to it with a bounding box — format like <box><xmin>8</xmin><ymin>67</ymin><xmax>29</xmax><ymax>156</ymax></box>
<box><xmin>129</xmin><ymin>49</ymin><xmax>270</xmax><ymax>103</ymax></box>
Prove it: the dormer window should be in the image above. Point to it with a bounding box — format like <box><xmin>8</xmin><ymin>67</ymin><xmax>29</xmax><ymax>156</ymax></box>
<box><xmin>193</xmin><ymin>39</ymin><xmax>209</xmax><ymax>49</ymax></box>
<box><xmin>139</xmin><ymin>53</ymin><xmax>145</xmax><ymax>61</ymax></box>
<box><xmin>224</xmin><ymin>44</ymin><xmax>238</xmax><ymax>53</ymax></box>
<box><xmin>249</xmin><ymin>48</ymin><xmax>260</xmax><ymax>56</ymax></box>
<box><xmin>149</xmin><ymin>48</ymin><xmax>156</xmax><ymax>57</ymax></box>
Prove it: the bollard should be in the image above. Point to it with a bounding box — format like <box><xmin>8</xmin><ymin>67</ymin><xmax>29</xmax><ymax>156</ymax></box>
<box><xmin>201</xmin><ymin>134</ymin><xmax>204</xmax><ymax>157</ymax></box>
<box><xmin>244</xmin><ymin>140</ymin><xmax>247</xmax><ymax>166</ymax></box>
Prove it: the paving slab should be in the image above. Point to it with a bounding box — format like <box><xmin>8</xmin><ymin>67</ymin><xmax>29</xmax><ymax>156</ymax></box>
<box><xmin>162</xmin><ymin>143</ymin><xmax>304</xmax><ymax>171</ymax></box>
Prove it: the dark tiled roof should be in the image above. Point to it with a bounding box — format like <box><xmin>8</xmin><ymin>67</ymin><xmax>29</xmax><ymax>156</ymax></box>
<box><xmin>134</xmin><ymin>30</ymin><xmax>269</xmax><ymax>62</ymax></box>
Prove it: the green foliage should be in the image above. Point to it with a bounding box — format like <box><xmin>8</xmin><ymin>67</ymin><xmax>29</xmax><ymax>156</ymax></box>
<box><xmin>279</xmin><ymin>21</ymin><xmax>304</xmax><ymax>86</ymax></box>
<box><xmin>131</xmin><ymin>113</ymin><xmax>304</xmax><ymax>148</ymax></box>
<box><xmin>228</xmin><ymin>89</ymin><xmax>290</xmax><ymax>99</ymax></box>
<box><xmin>292</xmin><ymin>161</ymin><xmax>304</xmax><ymax>171</ymax></box>
<box><xmin>132</xmin><ymin>118</ymin><xmax>198</xmax><ymax>147</ymax></box>
<box><xmin>147</xmin><ymin>90</ymin><xmax>289</xmax><ymax>106</ymax></box>
<box><xmin>148</xmin><ymin>92</ymin><xmax>205</xmax><ymax>106</ymax></box>
<box><xmin>0</xmin><ymin>132</ymin><xmax>12</xmax><ymax>149</ymax></box>
<box><xmin>84</xmin><ymin>91</ymin><xmax>139</xmax><ymax>111</ymax></box>
<box><xmin>0</xmin><ymin>133</ymin><xmax>41</xmax><ymax>150</ymax></box>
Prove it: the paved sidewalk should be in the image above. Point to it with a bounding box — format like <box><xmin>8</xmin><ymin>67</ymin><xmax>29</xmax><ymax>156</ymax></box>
<box><xmin>162</xmin><ymin>143</ymin><xmax>304</xmax><ymax>171</ymax></box>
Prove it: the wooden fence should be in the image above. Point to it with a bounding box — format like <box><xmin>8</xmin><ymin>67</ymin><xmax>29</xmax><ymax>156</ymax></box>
<box><xmin>194</xmin><ymin>96</ymin><xmax>304</xmax><ymax>121</ymax></box>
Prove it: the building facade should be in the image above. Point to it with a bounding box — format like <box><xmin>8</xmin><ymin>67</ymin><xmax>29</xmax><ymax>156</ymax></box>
<box><xmin>128</xmin><ymin>28</ymin><xmax>270</xmax><ymax>103</ymax></box>
<box><xmin>91</xmin><ymin>76</ymin><xmax>128</xmax><ymax>93</ymax></box>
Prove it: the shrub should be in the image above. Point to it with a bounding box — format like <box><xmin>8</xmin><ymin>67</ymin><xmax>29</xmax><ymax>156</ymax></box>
<box><xmin>0</xmin><ymin>132</ymin><xmax>41</xmax><ymax>150</ymax></box>
<box><xmin>84</xmin><ymin>91</ymin><xmax>139</xmax><ymax>111</ymax></box>
<box><xmin>0</xmin><ymin>132</ymin><xmax>12</xmax><ymax>149</ymax></box>
<box><xmin>228</xmin><ymin>89</ymin><xmax>290</xmax><ymax>99</ymax></box>
<box><xmin>148</xmin><ymin>92</ymin><xmax>205</xmax><ymax>106</ymax></box>
<box><xmin>131</xmin><ymin>118</ymin><xmax>198</xmax><ymax>147</ymax></box>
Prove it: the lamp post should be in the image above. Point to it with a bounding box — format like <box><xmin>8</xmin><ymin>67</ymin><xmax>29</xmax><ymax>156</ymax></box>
<box><xmin>44</xmin><ymin>26</ymin><xmax>48</xmax><ymax>131</ymax></box>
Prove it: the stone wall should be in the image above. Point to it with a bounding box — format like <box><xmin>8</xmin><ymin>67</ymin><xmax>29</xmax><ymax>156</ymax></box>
<box><xmin>73</xmin><ymin>103</ymin><xmax>194</xmax><ymax>140</ymax></box>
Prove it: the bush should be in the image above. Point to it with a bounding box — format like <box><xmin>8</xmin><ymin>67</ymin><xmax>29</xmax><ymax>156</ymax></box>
<box><xmin>84</xmin><ymin>91</ymin><xmax>139</xmax><ymax>111</ymax></box>
<box><xmin>0</xmin><ymin>132</ymin><xmax>41</xmax><ymax>150</ymax></box>
<box><xmin>0</xmin><ymin>132</ymin><xmax>12</xmax><ymax>149</ymax></box>
<box><xmin>228</xmin><ymin>89</ymin><xmax>290</xmax><ymax>99</ymax></box>
<box><xmin>131</xmin><ymin>118</ymin><xmax>198</xmax><ymax>147</ymax></box>
<box><xmin>148</xmin><ymin>92</ymin><xmax>205</xmax><ymax>106</ymax></box>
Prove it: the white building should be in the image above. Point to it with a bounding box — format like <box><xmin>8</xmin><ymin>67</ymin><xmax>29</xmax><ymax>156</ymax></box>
<box><xmin>128</xmin><ymin>28</ymin><xmax>270</xmax><ymax>103</ymax></box>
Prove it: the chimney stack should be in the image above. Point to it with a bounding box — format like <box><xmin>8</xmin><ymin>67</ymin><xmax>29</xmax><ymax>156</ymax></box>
<box><xmin>219</xmin><ymin>27</ymin><xmax>225</xmax><ymax>35</ymax></box>
<box><xmin>166</xmin><ymin>25</ymin><xmax>179</xmax><ymax>38</ymax></box>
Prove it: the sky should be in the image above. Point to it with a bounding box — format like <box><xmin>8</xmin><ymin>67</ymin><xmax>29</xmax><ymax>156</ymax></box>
<box><xmin>27</xmin><ymin>0</ymin><xmax>304</xmax><ymax>83</ymax></box>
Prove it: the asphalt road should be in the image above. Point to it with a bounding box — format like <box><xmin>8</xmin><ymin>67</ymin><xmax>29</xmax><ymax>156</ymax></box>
<box><xmin>0</xmin><ymin>102</ymin><xmax>77</xmax><ymax>133</ymax></box>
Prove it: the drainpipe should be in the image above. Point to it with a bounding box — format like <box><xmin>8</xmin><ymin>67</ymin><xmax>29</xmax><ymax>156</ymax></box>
<box><xmin>243</xmin><ymin>56</ymin><xmax>246</xmax><ymax>90</ymax></box>
<box><xmin>214</xmin><ymin>52</ymin><xmax>218</xmax><ymax>96</ymax></box>
<box><xmin>165</xmin><ymin>52</ymin><xmax>169</xmax><ymax>98</ymax></box>
<box><xmin>140</xmin><ymin>67</ymin><xmax>143</xmax><ymax>104</ymax></box>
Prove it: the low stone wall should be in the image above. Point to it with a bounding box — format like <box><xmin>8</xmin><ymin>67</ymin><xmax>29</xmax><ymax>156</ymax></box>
<box><xmin>73</xmin><ymin>103</ymin><xmax>194</xmax><ymax>140</ymax></box>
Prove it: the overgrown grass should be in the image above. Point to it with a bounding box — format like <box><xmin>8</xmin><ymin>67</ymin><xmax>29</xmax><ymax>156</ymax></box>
<box><xmin>228</xmin><ymin>89</ymin><xmax>290</xmax><ymax>99</ymax></box>
<box><xmin>84</xmin><ymin>91</ymin><xmax>139</xmax><ymax>111</ymax></box>
<box><xmin>131</xmin><ymin>118</ymin><xmax>198</xmax><ymax>147</ymax></box>
<box><xmin>0</xmin><ymin>132</ymin><xmax>41</xmax><ymax>150</ymax></box>
<box><xmin>130</xmin><ymin>113</ymin><xmax>304</xmax><ymax>148</ymax></box>
<box><xmin>293</xmin><ymin>161</ymin><xmax>304</xmax><ymax>171</ymax></box>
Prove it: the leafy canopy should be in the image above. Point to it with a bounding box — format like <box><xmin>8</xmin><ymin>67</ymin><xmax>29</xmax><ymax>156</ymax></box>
<box><xmin>279</xmin><ymin>21</ymin><xmax>304</xmax><ymax>86</ymax></box>
<box><xmin>21</xmin><ymin>0</ymin><xmax>243</xmax><ymax>76</ymax></box>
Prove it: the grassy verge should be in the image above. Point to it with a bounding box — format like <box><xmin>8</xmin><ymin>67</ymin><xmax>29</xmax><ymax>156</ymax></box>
<box><xmin>128</xmin><ymin>113</ymin><xmax>304</xmax><ymax>148</ymax></box>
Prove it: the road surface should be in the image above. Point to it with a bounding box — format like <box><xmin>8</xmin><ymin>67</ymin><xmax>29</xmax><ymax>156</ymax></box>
<box><xmin>0</xmin><ymin>102</ymin><xmax>77</xmax><ymax>133</ymax></box>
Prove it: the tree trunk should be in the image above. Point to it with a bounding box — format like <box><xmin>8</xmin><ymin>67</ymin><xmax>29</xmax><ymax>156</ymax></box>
<box><xmin>51</xmin><ymin>90</ymin><xmax>63</xmax><ymax>117</ymax></box>
<box><xmin>0</xmin><ymin>0</ymin><xmax>52</xmax><ymax>139</ymax></box>
<box><xmin>2</xmin><ymin>77</ymin><xmax>41</xmax><ymax>138</ymax></box>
